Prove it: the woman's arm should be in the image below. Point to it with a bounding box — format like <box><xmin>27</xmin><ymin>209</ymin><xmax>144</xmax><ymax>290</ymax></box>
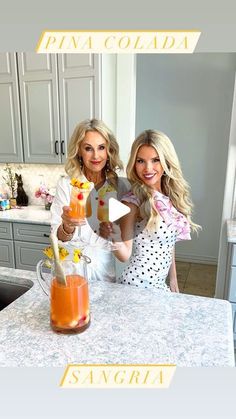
<box><xmin>169</xmin><ymin>247</ymin><xmax>179</xmax><ymax>293</ymax></box>
<box><xmin>99</xmin><ymin>202</ymin><xmax>138</xmax><ymax>262</ymax></box>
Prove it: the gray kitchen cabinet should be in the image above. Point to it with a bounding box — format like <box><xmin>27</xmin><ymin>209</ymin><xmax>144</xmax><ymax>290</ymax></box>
<box><xmin>0</xmin><ymin>240</ymin><xmax>15</xmax><ymax>268</ymax></box>
<box><xmin>0</xmin><ymin>221</ymin><xmax>50</xmax><ymax>271</ymax></box>
<box><xmin>0</xmin><ymin>221</ymin><xmax>13</xmax><ymax>240</ymax></box>
<box><xmin>228</xmin><ymin>244</ymin><xmax>236</xmax><ymax>341</ymax></box>
<box><xmin>0</xmin><ymin>221</ymin><xmax>15</xmax><ymax>267</ymax></box>
<box><xmin>13</xmin><ymin>222</ymin><xmax>50</xmax><ymax>271</ymax></box>
<box><xmin>58</xmin><ymin>54</ymin><xmax>101</xmax><ymax>163</ymax></box>
<box><xmin>17</xmin><ymin>53</ymin><xmax>61</xmax><ymax>164</ymax></box>
<box><xmin>13</xmin><ymin>222</ymin><xmax>51</xmax><ymax>244</ymax></box>
<box><xmin>0</xmin><ymin>53</ymin><xmax>24</xmax><ymax>163</ymax></box>
<box><xmin>231</xmin><ymin>303</ymin><xmax>236</xmax><ymax>338</ymax></box>
<box><xmin>17</xmin><ymin>53</ymin><xmax>100</xmax><ymax>164</ymax></box>
<box><xmin>14</xmin><ymin>241</ymin><xmax>50</xmax><ymax>271</ymax></box>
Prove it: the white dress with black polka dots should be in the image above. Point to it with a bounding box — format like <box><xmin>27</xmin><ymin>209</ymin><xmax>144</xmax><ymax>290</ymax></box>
<box><xmin>117</xmin><ymin>191</ymin><xmax>191</xmax><ymax>291</ymax></box>
<box><xmin>118</xmin><ymin>218</ymin><xmax>177</xmax><ymax>291</ymax></box>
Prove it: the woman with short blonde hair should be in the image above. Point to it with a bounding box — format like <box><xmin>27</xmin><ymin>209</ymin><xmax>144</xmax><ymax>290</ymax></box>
<box><xmin>65</xmin><ymin>118</ymin><xmax>123</xmax><ymax>188</ymax></box>
<box><xmin>51</xmin><ymin>118</ymin><xmax>127</xmax><ymax>282</ymax></box>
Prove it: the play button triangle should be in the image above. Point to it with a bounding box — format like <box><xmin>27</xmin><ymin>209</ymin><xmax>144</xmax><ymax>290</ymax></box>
<box><xmin>108</xmin><ymin>197</ymin><xmax>130</xmax><ymax>222</ymax></box>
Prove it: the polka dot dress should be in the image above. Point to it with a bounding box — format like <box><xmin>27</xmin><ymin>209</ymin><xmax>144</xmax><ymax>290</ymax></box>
<box><xmin>118</xmin><ymin>217</ymin><xmax>178</xmax><ymax>292</ymax></box>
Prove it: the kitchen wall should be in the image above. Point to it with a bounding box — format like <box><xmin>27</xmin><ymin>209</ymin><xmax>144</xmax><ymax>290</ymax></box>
<box><xmin>136</xmin><ymin>53</ymin><xmax>236</xmax><ymax>264</ymax></box>
<box><xmin>0</xmin><ymin>163</ymin><xmax>65</xmax><ymax>205</ymax></box>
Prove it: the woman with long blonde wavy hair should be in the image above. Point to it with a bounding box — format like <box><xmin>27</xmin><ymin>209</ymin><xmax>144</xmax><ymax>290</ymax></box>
<box><xmin>51</xmin><ymin>118</ymin><xmax>127</xmax><ymax>282</ymax></box>
<box><xmin>100</xmin><ymin>129</ymin><xmax>200</xmax><ymax>292</ymax></box>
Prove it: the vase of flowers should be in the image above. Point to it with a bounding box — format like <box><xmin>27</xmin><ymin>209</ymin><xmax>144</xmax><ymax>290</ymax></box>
<box><xmin>35</xmin><ymin>184</ymin><xmax>56</xmax><ymax>210</ymax></box>
<box><xmin>2</xmin><ymin>163</ymin><xmax>17</xmax><ymax>208</ymax></box>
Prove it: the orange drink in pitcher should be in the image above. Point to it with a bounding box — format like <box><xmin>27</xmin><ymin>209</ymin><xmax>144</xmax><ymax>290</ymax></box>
<box><xmin>36</xmin><ymin>248</ymin><xmax>91</xmax><ymax>334</ymax></box>
<box><xmin>50</xmin><ymin>274</ymin><xmax>90</xmax><ymax>333</ymax></box>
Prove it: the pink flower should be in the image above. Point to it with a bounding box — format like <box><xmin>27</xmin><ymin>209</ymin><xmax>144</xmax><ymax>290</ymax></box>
<box><xmin>35</xmin><ymin>184</ymin><xmax>55</xmax><ymax>204</ymax></box>
<box><xmin>152</xmin><ymin>191</ymin><xmax>191</xmax><ymax>241</ymax></box>
<box><xmin>35</xmin><ymin>190</ymin><xmax>41</xmax><ymax>198</ymax></box>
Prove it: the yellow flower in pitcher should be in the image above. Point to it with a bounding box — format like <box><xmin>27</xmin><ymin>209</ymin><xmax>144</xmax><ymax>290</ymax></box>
<box><xmin>59</xmin><ymin>247</ymin><xmax>69</xmax><ymax>261</ymax></box>
<box><xmin>43</xmin><ymin>259</ymin><xmax>52</xmax><ymax>269</ymax></box>
<box><xmin>73</xmin><ymin>249</ymin><xmax>82</xmax><ymax>263</ymax></box>
<box><xmin>43</xmin><ymin>246</ymin><xmax>69</xmax><ymax>261</ymax></box>
<box><xmin>43</xmin><ymin>246</ymin><xmax>54</xmax><ymax>259</ymax></box>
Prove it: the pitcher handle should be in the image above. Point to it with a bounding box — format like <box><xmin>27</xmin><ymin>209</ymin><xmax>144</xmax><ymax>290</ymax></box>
<box><xmin>36</xmin><ymin>259</ymin><xmax>50</xmax><ymax>296</ymax></box>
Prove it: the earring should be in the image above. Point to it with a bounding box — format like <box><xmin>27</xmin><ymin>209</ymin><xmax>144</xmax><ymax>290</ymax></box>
<box><xmin>78</xmin><ymin>156</ymin><xmax>83</xmax><ymax>169</ymax></box>
<box><xmin>105</xmin><ymin>159</ymin><xmax>110</xmax><ymax>172</ymax></box>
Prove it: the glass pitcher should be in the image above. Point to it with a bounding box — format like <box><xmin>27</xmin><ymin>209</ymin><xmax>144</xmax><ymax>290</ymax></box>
<box><xmin>36</xmin><ymin>254</ymin><xmax>91</xmax><ymax>334</ymax></box>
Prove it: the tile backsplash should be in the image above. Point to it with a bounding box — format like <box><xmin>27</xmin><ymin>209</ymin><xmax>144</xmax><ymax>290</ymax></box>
<box><xmin>0</xmin><ymin>163</ymin><xmax>66</xmax><ymax>205</ymax></box>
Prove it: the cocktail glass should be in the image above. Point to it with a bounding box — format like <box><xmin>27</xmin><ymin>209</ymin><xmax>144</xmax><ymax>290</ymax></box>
<box><xmin>97</xmin><ymin>198</ymin><xmax>120</xmax><ymax>251</ymax></box>
<box><xmin>69</xmin><ymin>187</ymin><xmax>91</xmax><ymax>220</ymax></box>
<box><xmin>69</xmin><ymin>186</ymin><xmax>92</xmax><ymax>244</ymax></box>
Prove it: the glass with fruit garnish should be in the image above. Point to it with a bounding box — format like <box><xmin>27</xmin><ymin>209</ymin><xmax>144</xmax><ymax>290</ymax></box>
<box><xmin>69</xmin><ymin>179</ymin><xmax>92</xmax><ymax>221</ymax></box>
<box><xmin>96</xmin><ymin>195</ymin><xmax>121</xmax><ymax>251</ymax></box>
<box><xmin>97</xmin><ymin>198</ymin><xmax>109</xmax><ymax>222</ymax></box>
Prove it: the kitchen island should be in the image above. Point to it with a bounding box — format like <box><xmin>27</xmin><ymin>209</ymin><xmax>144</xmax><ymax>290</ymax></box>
<box><xmin>0</xmin><ymin>267</ymin><xmax>235</xmax><ymax>367</ymax></box>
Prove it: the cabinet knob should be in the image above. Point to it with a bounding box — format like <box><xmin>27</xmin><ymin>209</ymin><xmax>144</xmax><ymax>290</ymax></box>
<box><xmin>61</xmin><ymin>140</ymin><xmax>65</xmax><ymax>155</ymax></box>
<box><xmin>43</xmin><ymin>234</ymin><xmax>50</xmax><ymax>238</ymax></box>
<box><xmin>55</xmin><ymin>141</ymin><xmax>59</xmax><ymax>155</ymax></box>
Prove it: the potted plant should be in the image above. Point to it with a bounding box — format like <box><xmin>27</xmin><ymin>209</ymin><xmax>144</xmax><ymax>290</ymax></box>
<box><xmin>2</xmin><ymin>163</ymin><xmax>17</xmax><ymax>208</ymax></box>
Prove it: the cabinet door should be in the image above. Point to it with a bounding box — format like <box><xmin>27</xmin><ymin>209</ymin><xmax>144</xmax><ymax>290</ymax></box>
<box><xmin>229</xmin><ymin>266</ymin><xmax>236</xmax><ymax>303</ymax></box>
<box><xmin>0</xmin><ymin>53</ymin><xmax>23</xmax><ymax>163</ymax></box>
<box><xmin>13</xmin><ymin>222</ymin><xmax>50</xmax><ymax>244</ymax></box>
<box><xmin>57</xmin><ymin>54</ymin><xmax>101</xmax><ymax>163</ymax></box>
<box><xmin>17</xmin><ymin>53</ymin><xmax>61</xmax><ymax>163</ymax></box>
<box><xmin>0</xmin><ymin>239</ymin><xmax>15</xmax><ymax>268</ymax></box>
<box><xmin>14</xmin><ymin>241</ymin><xmax>48</xmax><ymax>271</ymax></box>
<box><xmin>231</xmin><ymin>303</ymin><xmax>236</xmax><ymax>342</ymax></box>
<box><xmin>0</xmin><ymin>221</ymin><xmax>13</xmax><ymax>240</ymax></box>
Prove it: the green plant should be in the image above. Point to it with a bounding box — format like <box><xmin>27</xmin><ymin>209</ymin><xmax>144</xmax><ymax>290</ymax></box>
<box><xmin>2</xmin><ymin>163</ymin><xmax>17</xmax><ymax>198</ymax></box>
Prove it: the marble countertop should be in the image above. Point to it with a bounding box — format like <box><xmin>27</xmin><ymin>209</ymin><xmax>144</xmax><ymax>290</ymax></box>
<box><xmin>227</xmin><ymin>219</ymin><xmax>236</xmax><ymax>243</ymax></box>
<box><xmin>0</xmin><ymin>205</ymin><xmax>51</xmax><ymax>225</ymax></box>
<box><xmin>0</xmin><ymin>267</ymin><xmax>235</xmax><ymax>367</ymax></box>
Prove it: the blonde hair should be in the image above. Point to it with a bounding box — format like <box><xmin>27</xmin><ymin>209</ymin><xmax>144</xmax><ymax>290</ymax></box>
<box><xmin>65</xmin><ymin>119</ymin><xmax>123</xmax><ymax>188</ymax></box>
<box><xmin>126</xmin><ymin>130</ymin><xmax>200</xmax><ymax>232</ymax></box>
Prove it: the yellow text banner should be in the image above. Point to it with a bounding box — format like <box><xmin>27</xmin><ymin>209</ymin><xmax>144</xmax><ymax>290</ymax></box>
<box><xmin>60</xmin><ymin>364</ymin><xmax>176</xmax><ymax>389</ymax></box>
<box><xmin>37</xmin><ymin>31</ymin><xmax>201</xmax><ymax>53</ymax></box>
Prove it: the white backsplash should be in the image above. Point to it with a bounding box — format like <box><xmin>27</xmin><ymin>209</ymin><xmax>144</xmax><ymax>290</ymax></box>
<box><xmin>0</xmin><ymin>163</ymin><xmax>66</xmax><ymax>205</ymax></box>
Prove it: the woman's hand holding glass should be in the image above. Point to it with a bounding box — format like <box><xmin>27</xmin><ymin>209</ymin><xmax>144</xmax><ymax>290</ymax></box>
<box><xmin>61</xmin><ymin>206</ymin><xmax>87</xmax><ymax>237</ymax></box>
<box><xmin>99</xmin><ymin>221</ymin><xmax>122</xmax><ymax>249</ymax></box>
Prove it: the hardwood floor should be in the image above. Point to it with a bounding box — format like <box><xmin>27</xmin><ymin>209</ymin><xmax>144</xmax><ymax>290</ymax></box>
<box><xmin>174</xmin><ymin>261</ymin><xmax>217</xmax><ymax>297</ymax></box>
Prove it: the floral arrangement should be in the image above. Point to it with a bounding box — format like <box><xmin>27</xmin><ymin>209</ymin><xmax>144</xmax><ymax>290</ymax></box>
<box><xmin>70</xmin><ymin>178</ymin><xmax>91</xmax><ymax>189</ymax></box>
<box><xmin>35</xmin><ymin>184</ymin><xmax>56</xmax><ymax>203</ymax></box>
<box><xmin>2</xmin><ymin>163</ymin><xmax>17</xmax><ymax>198</ymax></box>
<box><xmin>43</xmin><ymin>246</ymin><xmax>82</xmax><ymax>263</ymax></box>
